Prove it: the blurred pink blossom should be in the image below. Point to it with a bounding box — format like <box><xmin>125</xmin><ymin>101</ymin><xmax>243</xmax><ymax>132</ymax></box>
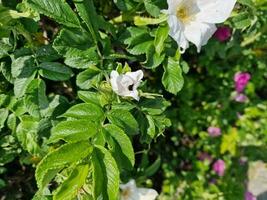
<box><xmin>235</xmin><ymin>93</ymin><xmax>248</xmax><ymax>103</ymax></box>
<box><xmin>212</xmin><ymin>159</ymin><xmax>225</xmax><ymax>176</ymax></box>
<box><xmin>245</xmin><ymin>191</ymin><xmax>256</xmax><ymax>200</ymax></box>
<box><xmin>234</xmin><ymin>72</ymin><xmax>251</xmax><ymax>93</ymax></box>
<box><xmin>214</xmin><ymin>26</ymin><xmax>232</xmax><ymax>42</ymax></box>
<box><xmin>208</xmin><ymin>127</ymin><xmax>221</xmax><ymax>137</ymax></box>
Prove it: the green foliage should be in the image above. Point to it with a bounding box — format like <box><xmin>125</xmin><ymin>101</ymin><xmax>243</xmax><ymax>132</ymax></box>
<box><xmin>0</xmin><ymin>0</ymin><xmax>267</xmax><ymax>199</ymax></box>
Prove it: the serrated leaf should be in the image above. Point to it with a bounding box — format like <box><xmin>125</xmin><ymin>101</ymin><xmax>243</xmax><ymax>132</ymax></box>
<box><xmin>107</xmin><ymin>109</ymin><xmax>139</xmax><ymax>135</ymax></box>
<box><xmin>36</xmin><ymin>141</ymin><xmax>92</xmax><ymax>189</ymax></box>
<box><xmin>162</xmin><ymin>56</ymin><xmax>184</xmax><ymax>95</ymax></box>
<box><xmin>27</xmin><ymin>0</ymin><xmax>80</xmax><ymax>28</ymax></box>
<box><xmin>128</xmin><ymin>41</ymin><xmax>153</xmax><ymax>55</ymax></box>
<box><xmin>39</xmin><ymin>62</ymin><xmax>73</xmax><ymax>81</ymax></box>
<box><xmin>144</xmin><ymin>45</ymin><xmax>165</xmax><ymax>69</ymax></box>
<box><xmin>104</xmin><ymin>124</ymin><xmax>135</xmax><ymax>169</ymax></box>
<box><xmin>76</xmin><ymin>67</ymin><xmax>103</xmax><ymax>89</ymax></box>
<box><xmin>11</xmin><ymin>55</ymin><xmax>35</xmax><ymax>78</ymax></box>
<box><xmin>144</xmin><ymin>0</ymin><xmax>160</xmax><ymax>17</ymax></box>
<box><xmin>49</xmin><ymin>119</ymin><xmax>97</xmax><ymax>143</ymax></box>
<box><xmin>14</xmin><ymin>72</ymin><xmax>36</xmax><ymax>98</ymax></box>
<box><xmin>0</xmin><ymin>108</ymin><xmax>8</xmax><ymax>129</ymax></box>
<box><xmin>154</xmin><ymin>25</ymin><xmax>169</xmax><ymax>54</ymax></box>
<box><xmin>16</xmin><ymin>117</ymin><xmax>41</xmax><ymax>155</ymax></box>
<box><xmin>139</xmin><ymin>97</ymin><xmax>170</xmax><ymax>115</ymax></box>
<box><xmin>36</xmin><ymin>45</ymin><xmax>61</xmax><ymax>62</ymax></box>
<box><xmin>91</xmin><ymin>146</ymin><xmax>119</xmax><ymax>200</ymax></box>
<box><xmin>54</xmin><ymin>164</ymin><xmax>89</xmax><ymax>200</ymax></box>
<box><xmin>62</xmin><ymin>103</ymin><xmax>104</xmax><ymax>122</ymax></box>
<box><xmin>24</xmin><ymin>79</ymin><xmax>49</xmax><ymax>118</ymax></box>
<box><xmin>74</xmin><ymin>0</ymin><xmax>100</xmax><ymax>42</ymax></box>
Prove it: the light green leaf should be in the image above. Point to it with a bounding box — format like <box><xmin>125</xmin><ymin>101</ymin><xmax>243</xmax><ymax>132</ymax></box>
<box><xmin>0</xmin><ymin>108</ymin><xmax>9</xmax><ymax>129</ymax></box>
<box><xmin>36</xmin><ymin>141</ymin><xmax>92</xmax><ymax>189</ymax></box>
<box><xmin>154</xmin><ymin>25</ymin><xmax>169</xmax><ymax>54</ymax></box>
<box><xmin>16</xmin><ymin>117</ymin><xmax>41</xmax><ymax>155</ymax></box>
<box><xmin>54</xmin><ymin>164</ymin><xmax>89</xmax><ymax>200</ymax></box>
<box><xmin>104</xmin><ymin>124</ymin><xmax>135</xmax><ymax>169</ymax></box>
<box><xmin>39</xmin><ymin>62</ymin><xmax>73</xmax><ymax>81</ymax></box>
<box><xmin>49</xmin><ymin>119</ymin><xmax>97</xmax><ymax>143</ymax></box>
<box><xmin>107</xmin><ymin>109</ymin><xmax>139</xmax><ymax>135</ymax></box>
<box><xmin>14</xmin><ymin>72</ymin><xmax>36</xmax><ymax>98</ymax></box>
<box><xmin>24</xmin><ymin>79</ymin><xmax>49</xmax><ymax>118</ymax></box>
<box><xmin>144</xmin><ymin>0</ymin><xmax>160</xmax><ymax>17</ymax></box>
<box><xmin>162</xmin><ymin>56</ymin><xmax>184</xmax><ymax>95</ymax></box>
<box><xmin>92</xmin><ymin>146</ymin><xmax>119</xmax><ymax>200</ymax></box>
<box><xmin>62</xmin><ymin>103</ymin><xmax>104</xmax><ymax>122</ymax></box>
<box><xmin>27</xmin><ymin>0</ymin><xmax>80</xmax><ymax>28</ymax></box>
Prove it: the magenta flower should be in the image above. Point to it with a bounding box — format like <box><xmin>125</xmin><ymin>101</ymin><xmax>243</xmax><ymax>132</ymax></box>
<box><xmin>234</xmin><ymin>72</ymin><xmax>251</xmax><ymax>93</ymax></box>
<box><xmin>235</xmin><ymin>93</ymin><xmax>248</xmax><ymax>103</ymax></box>
<box><xmin>245</xmin><ymin>191</ymin><xmax>256</xmax><ymax>200</ymax></box>
<box><xmin>207</xmin><ymin>127</ymin><xmax>221</xmax><ymax>137</ymax></box>
<box><xmin>214</xmin><ymin>26</ymin><xmax>232</xmax><ymax>42</ymax></box>
<box><xmin>212</xmin><ymin>159</ymin><xmax>225</xmax><ymax>176</ymax></box>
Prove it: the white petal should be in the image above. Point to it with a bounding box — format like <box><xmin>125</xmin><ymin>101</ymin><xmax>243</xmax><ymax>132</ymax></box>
<box><xmin>196</xmin><ymin>0</ymin><xmax>237</xmax><ymax>23</ymax></box>
<box><xmin>137</xmin><ymin>188</ymin><xmax>159</xmax><ymax>200</ymax></box>
<box><xmin>125</xmin><ymin>70</ymin><xmax>144</xmax><ymax>83</ymax></box>
<box><xmin>120</xmin><ymin>179</ymin><xmax>137</xmax><ymax>190</ymax></box>
<box><xmin>110</xmin><ymin>70</ymin><xmax>119</xmax><ymax>92</ymax></box>
<box><xmin>167</xmin><ymin>0</ymin><xmax>183</xmax><ymax>14</ymax></box>
<box><xmin>168</xmin><ymin>15</ymin><xmax>189</xmax><ymax>53</ymax></box>
<box><xmin>184</xmin><ymin>21</ymin><xmax>217</xmax><ymax>52</ymax></box>
<box><xmin>127</xmin><ymin>90</ymin><xmax>140</xmax><ymax>101</ymax></box>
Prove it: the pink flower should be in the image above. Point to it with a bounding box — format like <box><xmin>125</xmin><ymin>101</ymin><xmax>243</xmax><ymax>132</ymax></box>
<box><xmin>207</xmin><ymin>127</ymin><xmax>221</xmax><ymax>137</ymax></box>
<box><xmin>214</xmin><ymin>26</ymin><xmax>232</xmax><ymax>42</ymax></box>
<box><xmin>235</xmin><ymin>93</ymin><xmax>248</xmax><ymax>103</ymax></box>
<box><xmin>234</xmin><ymin>72</ymin><xmax>251</xmax><ymax>93</ymax></box>
<box><xmin>245</xmin><ymin>191</ymin><xmax>256</xmax><ymax>200</ymax></box>
<box><xmin>212</xmin><ymin>159</ymin><xmax>225</xmax><ymax>176</ymax></box>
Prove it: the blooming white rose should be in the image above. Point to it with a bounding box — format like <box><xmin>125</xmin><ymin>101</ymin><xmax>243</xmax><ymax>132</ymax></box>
<box><xmin>110</xmin><ymin>70</ymin><xmax>144</xmax><ymax>101</ymax></box>
<box><xmin>120</xmin><ymin>179</ymin><xmax>158</xmax><ymax>200</ymax></box>
<box><xmin>165</xmin><ymin>0</ymin><xmax>237</xmax><ymax>52</ymax></box>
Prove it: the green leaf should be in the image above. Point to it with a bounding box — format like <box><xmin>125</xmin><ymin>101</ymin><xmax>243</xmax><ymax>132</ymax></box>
<box><xmin>14</xmin><ymin>72</ymin><xmax>36</xmax><ymax>98</ymax></box>
<box><xmin>76</xmin><ymin>67</ymin><xmax>103</xmax><ymax>89</ymax></box>
<box><xmin>11</xmin><ymin>55</ymin><xmax>35</xmax><ymax>78</ymax></box>
<box><xmin>162</xmin><ymin>56</ymin><xmax>184</xmax><ymax>95</ymax></box>
<box><xmin>39</xmin><ymin>62</ymin><xmax>73</xmax><ymax>81</ymax></box>
<box><xmin>104</xmin><ymin>124</ymin><xmax>135</xmax><ymax>169</ymax></box>
<box><xmin>62</xmin><ymin>103</ymin><xmax>104</xmax><ymax>122</ymax></box>
<box><xmin>24</xmin><ymin>79</ymin><xmax>49</xmax><ymax>118</ymax></box>
<box><xmin>134</xmin><ymin>14</ymin><xmax>167</xmax><ymax>26</ymax></box>
<box><xmin>231</xmin><ymin>12</ymin><xmax>252</xmax><ymax>29</ymax></box>
<box><xmin>54</xmin><ymin>164</ymin><xmax>89</xmax><ymax>200</ymax></box>
<box><xmin>154</xmin><ymin>25</ymin><xmax>169</xmax><ymax>54</ymax></box>
<box><xmin>107</xmin><ymin>109</ymin><xmax>139</xmax><ymax>135</ymax></box>
<box><xmin>92</xmin><ymin>146</ymin><xmax>119</xmax><ymax>200</ymax></box>
<box><xmin>144</xmin><ymin>157</ymin><xmax>161</xmax><ymax>177</ymax></box>
<box><xmin>74</xmin><ymin>0</ymin><xmax>101</xmax><ymax>42</ymax></box>
<box><xmin>16</xmin><ymin>117</ymin><xmax>41</xmax><ymax>155</ymax></box>
<box><xmin>36</xmin><ymin>141</ymin><xmax>92</xmax><ymax>189</ymax></box>
<box><xmin>27</xmin><ymin>0</ymin><xmax>80</xmax><ymax>28</ymax></box>
<box><xmin>0</xmin><ymin>108</ymin><xmax>9</xmax><ymax>129</ymax></box>
<box><xmin>49</xmin><ymin>119</ymin><xmax>97</xmax><ymax>143</ymax></box>
<box><xmin>144</xmin><ymin>45</ymin><xmax>165</xmax><ymax>69</ymax></box>
<box><xmin>53</xmin><ymin>28</ymin><xmax>93</xmax><ymax>55</ymax></box>
<box><xmin>128</xmin><ymin>41</ymin><xmax>153</xmax><ymax>55</ymax></box>
<box><xmin>139</xmin><ymin>97</ymin><xmax>170</xmax><ymax>115</ymax></box>
<box><xmin>144</xmin><ymin>0</ymin><xmax>160</xmax><ymax>17</ymax></box>
<box><xmin>36</xmin><ymin>45</ymin><xmax>61</xmax><ymax>62</ymax></box>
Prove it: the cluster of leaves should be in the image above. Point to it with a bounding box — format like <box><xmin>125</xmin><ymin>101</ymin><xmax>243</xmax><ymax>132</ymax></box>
<box><xmin>0</xmin><ymin>0</ymin><xmax>267</xmax><ymax>199</ymax></box>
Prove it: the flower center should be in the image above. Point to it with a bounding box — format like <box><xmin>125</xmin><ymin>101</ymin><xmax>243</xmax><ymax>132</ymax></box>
<box><xmin>121</xmin><ymin>188</ymin><xmax>132</xmax><ymax>199</ymax></box>
<box><xmin>176</xmin><ymin>7</ymin><xmax>191</xmax><ymax>23</ymax></box>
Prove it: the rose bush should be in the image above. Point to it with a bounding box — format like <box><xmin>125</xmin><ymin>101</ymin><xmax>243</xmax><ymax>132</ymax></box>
<box><xmin>0</xmin><ymin>0</ymin><xmax>267</xmax><ymax>199</ymax></box>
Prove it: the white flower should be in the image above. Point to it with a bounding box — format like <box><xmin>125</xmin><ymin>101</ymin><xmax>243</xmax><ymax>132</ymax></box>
<box><xmin>165</xmin><ymin>0</ymin><xmax>236</xmax><ymax>52</ymax></box>
<box><xmin>120</xmin><ymin>180</ymin><xmax>158</xmax><ymax>200</ymax></box>
<box><xmin>110</xmin><ymin>70</ymin><xmax>144</xmax><ymax>101</ymax></box>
